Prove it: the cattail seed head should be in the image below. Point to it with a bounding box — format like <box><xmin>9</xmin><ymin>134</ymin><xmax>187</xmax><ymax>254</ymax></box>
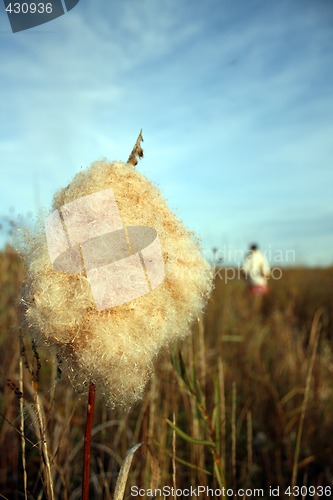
<box><xmin>21</xmin><ymin>160</ymin><xmax>213</xmax><ymax>409</ymax></box>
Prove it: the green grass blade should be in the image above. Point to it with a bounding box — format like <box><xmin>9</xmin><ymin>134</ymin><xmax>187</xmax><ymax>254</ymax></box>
<box><xmin>166</xmin><ymin>419</ymin><xmax>214</xmax><ymax>447</ymax></box>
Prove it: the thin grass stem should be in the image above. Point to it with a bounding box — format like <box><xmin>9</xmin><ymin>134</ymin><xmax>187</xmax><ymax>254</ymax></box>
<box><xmin>82</xmin><ymin>381</ymin><xmax>96</xmax><ymax>500</ymax></box>
<box><xmin>231</xmin><ymin>382</ymin><xmax>237</xmax><ymax>490</ymax></box>
<box><xmin>291</xmin><ymin>310</ymin><xmax>322</xmax><ymax>487</ymax></box>
<box><xmin>19</xmin><ymin>347</ymin><xmax>28</xmax><ymax>500</ymax></box>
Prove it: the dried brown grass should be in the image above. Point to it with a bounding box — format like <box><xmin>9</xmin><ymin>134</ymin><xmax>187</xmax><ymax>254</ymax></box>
<box><xmin>1</xmin><ymin>249</ymin><xmax>333</xmax><ymax>497</ymax></box>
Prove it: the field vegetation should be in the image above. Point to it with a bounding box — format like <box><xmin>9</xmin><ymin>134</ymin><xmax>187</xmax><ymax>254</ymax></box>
<box><xmin>0</xmin><ymin>245</ymin><xmax>333</xmax><ymax>499</ymax></box>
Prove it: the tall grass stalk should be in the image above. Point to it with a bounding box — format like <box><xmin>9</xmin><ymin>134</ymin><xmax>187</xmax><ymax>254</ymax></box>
<box><xmin>82</xmin><ymin>381</ymin><xmax>96</xmax><ymax>500</ymax></box>
<box><xmin>291</xmin><ymin>309</ymin><xmax>322</xmax><ymax>487</ymax></box>
<box><xmin>18</xmin><ymin>343</ymin><xmax>27</xmax><ymax>500</ymax></box>
<box><xmin>32</xmin><ymin>382</ymin><xmax>55</xmax><ymax>500</ymax></box>
<box><xmin>218</xmin><ymin>358</ymin><xmax>226</xmax><ymax>472</ymax></box>
<box><xmin>172</xmin><ymin>411</ymin><xmax>177</xmax><ymax>497</ymax></box>
<box><xmin>246</xmin><ymin>410</ymin><xmax>253</xmax><ymax>478</ymax></box>
<box><xmin>170</xmin><ymin>349</ymin><xmax>227</xmax><ymax>493</ymax></box>
<box><xmin>113</xmin><ymin>443</ymin><xmax>143</xmax><ymax>500</ymax></box>
<box><xmin>231</xmin><ymin>381</ymin><xmax>237</xmax><ymax>491</ymax></box>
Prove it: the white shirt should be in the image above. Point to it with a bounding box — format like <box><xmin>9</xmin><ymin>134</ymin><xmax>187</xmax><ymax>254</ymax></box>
<box><xmin>242</xmin><ymin>249</ymin><xmax>270</xmax><ymax>286</ymax></box>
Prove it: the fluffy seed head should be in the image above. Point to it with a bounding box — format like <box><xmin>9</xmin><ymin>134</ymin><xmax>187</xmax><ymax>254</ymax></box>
<box><xmin>21</xmin><ymin>160</ymin><xmax>213</xmax><ymax>409</ymax></box>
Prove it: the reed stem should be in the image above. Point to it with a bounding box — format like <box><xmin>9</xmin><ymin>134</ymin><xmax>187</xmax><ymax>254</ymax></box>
<box><xmin>82</xmin><ymin>381</ymin><xmax>96</xmax><ymax>500</ymax></box>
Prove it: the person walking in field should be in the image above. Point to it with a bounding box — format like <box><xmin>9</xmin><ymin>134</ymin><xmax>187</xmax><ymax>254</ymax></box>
<box><xmin>242</xmin><ymin>243</ymin><xmax>270</xmax><ymax>295</ymax></box>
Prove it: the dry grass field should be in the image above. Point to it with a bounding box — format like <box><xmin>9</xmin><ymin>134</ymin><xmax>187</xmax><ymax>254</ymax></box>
<box><xmin>0</xmin><ymin>245</ymin><xmax>333</xmax><ymax>499</ymax></box>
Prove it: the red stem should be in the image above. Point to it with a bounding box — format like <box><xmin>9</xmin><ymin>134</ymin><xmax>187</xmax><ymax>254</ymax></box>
<box><xmin>82</xmin><ymin>381</ymin><xmax>96</xmax><ymax>500</ymax></box>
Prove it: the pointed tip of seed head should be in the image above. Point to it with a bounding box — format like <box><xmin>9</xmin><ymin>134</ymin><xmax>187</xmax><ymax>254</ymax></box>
<box><xmin>127</xmin><ymin>130</ymin><xmax>144</xmax><ymax>167</ymax></box>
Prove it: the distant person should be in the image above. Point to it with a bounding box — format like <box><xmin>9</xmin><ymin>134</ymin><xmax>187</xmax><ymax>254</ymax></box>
<box><xmin>242</xmin><ymin>243</ymin><xmax>270</xmax><ymax>295</ymax></box>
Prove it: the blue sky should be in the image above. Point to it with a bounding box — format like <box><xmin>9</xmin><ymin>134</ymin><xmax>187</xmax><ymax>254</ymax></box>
<box><xmin>1</xmin><ymin>0</ymin><xmax>333</xmax><ymax>266</ymax></box>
